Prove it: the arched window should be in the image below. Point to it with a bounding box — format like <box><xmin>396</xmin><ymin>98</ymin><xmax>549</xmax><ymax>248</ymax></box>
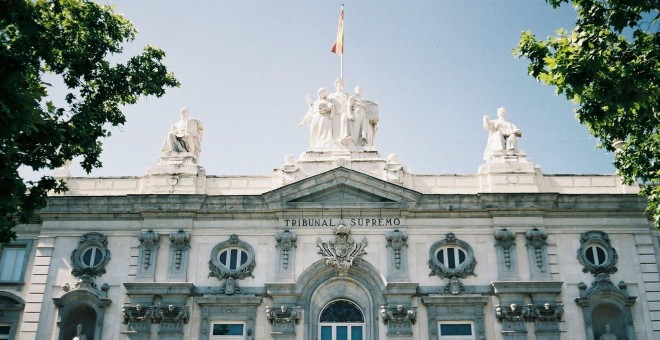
<box><xmin>319</xmin><ymin>300</ymin><xmax>364</xmax><ymax>340</ymax></box>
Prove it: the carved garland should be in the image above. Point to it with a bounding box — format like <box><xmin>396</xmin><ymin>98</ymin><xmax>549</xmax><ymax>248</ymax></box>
<box><xmin>317</xmin><ymin>223</ymin><xmax>368</xmax><ymax>276</ymax></box>
<box><xmin>494</xmin><ymin>228</ymin><xmax>515</xmax><ymax>268</ymax></box>
<box><xmin>525</xmin><ymin>228</ymin><xmax>548</xmax><ymax>270</ymax></box>
<box><xmin>276</xmin><ymin>230</ymin><xmax>297</xmax><ymax>270</ymax></box>
<box><xmin>386</xmin><ymin>229</ymin><xmax>408</xmax><ymax>269</ymax></box>
<box><xmin>170</xmin><ymin>230</ymin><xmax>191</xmax><ymax>271</ymax></box>
<box><xmin>138</xmin><ymin>230</ymin><xmax>160</xmax><ymax>270</ymax></box>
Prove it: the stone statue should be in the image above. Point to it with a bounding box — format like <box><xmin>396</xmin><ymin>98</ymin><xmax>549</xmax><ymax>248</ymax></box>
<box><xmin>161</xmin><ymin>108</ymin><xmax>204</xmax><ymax>159</ymax></box>
<box><xmin>598</xmin><ymin>324</ymin><xmax>617</xmax><ymax>340</ymax></box>
<box><xmin>340</xmin><ymin>86</ymin><xmax>377</xmax><ymax>147</ymax></box>
<box><xmin>328</xmin><ymin>78</ymin><xmax>349</xmax><ymax>142</ymax></box>
<box><xmin>483</xmin><ymin>107</ymin><xmax>522</xmax><ymax>160</ymax></box>
<box><xmin>299</xmin><ymin>88</ymin><xmax>334</xmax><ymax>148</ymax></box>
<box><xmin>72</xmin><ymin>324</ymin><xmax>87</xmax><ymax>340</ymax></box>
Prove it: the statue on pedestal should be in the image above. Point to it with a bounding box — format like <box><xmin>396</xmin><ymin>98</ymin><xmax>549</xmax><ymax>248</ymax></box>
<box><xmin>299</xmin><ymin>88</ymin><xmax>334</xmax><ymax>148</ymax></box>
<box><xmin>161</xmin><ymin>108</ymin><xmax>204</xmax><ymax>159</ymax></box>
<box><xmin>340</xmin><ymin>86</ymin><xmax>378</xmax><ymax>147</ymax></box>
<box><xmin>483</xmin><ymin>107</ymin><xmax>522</xmax><ymax>160</ymax></box>
<box><xmin>72</xmin><ymin>324</ymin><xmax>87</xmax><ymax>340</ymax></box>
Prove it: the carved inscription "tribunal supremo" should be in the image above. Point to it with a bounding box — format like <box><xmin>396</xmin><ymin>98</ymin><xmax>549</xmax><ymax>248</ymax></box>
<box><xmin>283</xmin><ymin>218</ymin><xmax>401</xmax><ymax>227</ymax></box>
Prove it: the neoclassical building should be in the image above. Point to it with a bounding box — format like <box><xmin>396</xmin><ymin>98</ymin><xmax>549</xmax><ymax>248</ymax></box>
<box><xmin>1</xmin><ymin>94</ymin><xmax>659</xmax><ymax>340</ymax></box>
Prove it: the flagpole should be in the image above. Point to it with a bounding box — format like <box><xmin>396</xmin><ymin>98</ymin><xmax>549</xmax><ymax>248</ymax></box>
<box><xmin>339</xmin><ymin>4</ymin><xmax>344</xmax><ymax>80</ymax></box>
<box><xmin>331</xmin><ymin>4</ymin><xmax>345</xmax><ymax>81</ymax></box>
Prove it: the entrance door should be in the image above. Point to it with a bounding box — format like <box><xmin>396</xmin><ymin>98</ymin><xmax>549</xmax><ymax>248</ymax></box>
<box><xmin>319</xmin><ymin>300</ymin><xmax>364</xmax><ymax>340</ymax></box>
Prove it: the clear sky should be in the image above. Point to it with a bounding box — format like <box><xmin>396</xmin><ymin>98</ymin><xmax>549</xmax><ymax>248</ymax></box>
<box><xmin>37</xmin><ymin>0</ymin><xmax>618</xmax><ymax>179</ymax></box>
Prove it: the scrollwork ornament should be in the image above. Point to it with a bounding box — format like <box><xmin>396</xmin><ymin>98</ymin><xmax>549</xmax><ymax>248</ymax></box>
<box><xmin>317</xmin><ymin>223</ymin><xmax>368</xmax><ymax>276</ymax></box>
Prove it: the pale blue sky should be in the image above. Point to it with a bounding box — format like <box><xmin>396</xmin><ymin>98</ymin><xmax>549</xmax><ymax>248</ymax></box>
<box><xmin>44</xmin><ymin>1</ymin><xmax>617</xmax><ymax>178</ymax></box>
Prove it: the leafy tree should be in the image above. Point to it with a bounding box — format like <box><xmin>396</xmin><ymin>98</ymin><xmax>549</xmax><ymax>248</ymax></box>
<box><xmin>515</xmin><ymin>0</ymin><xmax>660</xmax><ymax>224</ymax></box>
<box><xmin>0</xmin><ymin>0</ymin><xmax>179</xmax><ymax>244</ymax></box>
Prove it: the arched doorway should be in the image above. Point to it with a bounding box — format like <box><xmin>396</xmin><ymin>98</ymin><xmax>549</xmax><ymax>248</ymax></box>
<box><xmin>319</xmin><ymin>299</ymin><xmax>364</xmax><ymax>340</ymax></box>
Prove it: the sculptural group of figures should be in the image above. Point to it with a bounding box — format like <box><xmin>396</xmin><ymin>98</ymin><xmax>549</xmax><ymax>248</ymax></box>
<box><xmin>299</xmin><ymin>79</ymin><xmax>379</xmax><ymax>149</ymax></box>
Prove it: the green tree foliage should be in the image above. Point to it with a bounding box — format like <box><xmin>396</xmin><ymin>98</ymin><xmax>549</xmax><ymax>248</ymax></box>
<box><xmin>0</xmin><ymin>0</ymin><xmax>179</xmax><ymax>244</ymax></box>
<box><xmin>515</xmin><ymin>0</ymin><xmax>660</xmax><ymax>224</ymax></box>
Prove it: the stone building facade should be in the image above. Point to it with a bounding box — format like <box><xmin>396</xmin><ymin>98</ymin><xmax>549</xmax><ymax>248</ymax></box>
<box><xmin>1</xmin><ymin>101</ymin><xmax>659</xmax><ymax>340</ymax></box>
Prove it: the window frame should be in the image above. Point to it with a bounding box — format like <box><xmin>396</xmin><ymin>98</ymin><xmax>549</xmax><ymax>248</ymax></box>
<box><xmin>428</xmin><ymin>233</ymin><xmax>476</xmax><ymax>279</ymax></box>
<box><xmin>0</xmin><ymin>240</ymin><xmax>33</xmax><ymax>285</ymax></box>
<box><xmin>577</xmin><ymin>230</ymin><xmax>618</xmax><ymax>275</ymax></box>
<box><xmin>209</xmin><ymin>235</ymin><xmax>256</xmax><ymax>281</ymax></box>
<box><xmin>209</xmin><ymin>321</ymin><xmax>246</xmax><ymax>340</ymax></box>
<box><xmin>438</xmin><ymin>321</ymin><xmax>475</xmax><ymax>340</ymax></box>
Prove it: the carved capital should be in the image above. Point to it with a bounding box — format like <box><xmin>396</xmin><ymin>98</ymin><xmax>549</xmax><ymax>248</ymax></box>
<box><xmin>153</xmin><ymin>305</ymin><xmax>189</xmax><ymax>324</ymax></box>
<box><xmin>531</xmin><ymin>303</ymin><xmax>563</xmax><ymax>322</ymax></box>
<box><xmin>266</xmin><ymin>305</ymin><xmax>301</xmax><ymax>325</ymax></box>
<box><xmin>495</xmin><ymin>303</ymin><xmax>532</xmax><ymax>322</ymax></box>
<box><xmin>122</xmin><ymin>304</ymin><xmax>154</xmax><ymax>324</ymax></box>
<box><xmin>380</xmin><ymin>305</ymin><xmax>417</xmax><ymax>325</ymax></box>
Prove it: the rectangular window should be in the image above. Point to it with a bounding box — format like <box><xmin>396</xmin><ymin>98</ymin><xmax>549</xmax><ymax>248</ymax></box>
<box><xmin>438</xmin><ymin>321</ymin><xmax>474</xmax><ymax>340</ymax></box>
<box><xmin>0</xmin><ymin>324</ymin><xmax>11</xmax><ymax>340</ymax></box>
<box><xmin>0</xmin><ymin>244</ymin><xmax>28</xmax><ymax>283</ymax></box>
<box><xmin>210</xmin><ymin>322</ymin><xmax>245</xmax><ymax>340</ymax></box>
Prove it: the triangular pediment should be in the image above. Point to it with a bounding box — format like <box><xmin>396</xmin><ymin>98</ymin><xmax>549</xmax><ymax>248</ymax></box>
<box><xmin>263</xmin><ymin>167</ymin><xmax>421</xmax><ymax>209</ymax></box>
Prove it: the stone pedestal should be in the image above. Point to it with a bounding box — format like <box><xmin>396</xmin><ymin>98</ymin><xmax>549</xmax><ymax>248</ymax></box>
<box><xmin>295</xmin><ymin>150</ymin><xmax>386</xmax><ymax>180</ymax></box>
<box><xmin>478</xmin><ymin>155</ymin><xmax>541</xmax><ymax>193</ymax></box>
<box><xmin>145</xmin><ymin>155</ymin><xmax>206</xmax><ymax>194</ymax></box>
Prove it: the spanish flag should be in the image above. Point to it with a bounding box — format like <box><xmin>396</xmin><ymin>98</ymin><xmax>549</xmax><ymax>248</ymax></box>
<box><xmin>331</xmin><ymin>5</ymin><xmax>344</xmax><ymax>55</ymax></box>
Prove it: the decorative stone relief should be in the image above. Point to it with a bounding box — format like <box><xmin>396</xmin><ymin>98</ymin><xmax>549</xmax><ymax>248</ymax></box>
<box><xmin>428</xmin><ymin>233</ymin><xmax>477</xmax><ymax>280</ymax></box>
<box><xmin>70</xmin><ymin>232</ymin><xmax>111</xmax><ymax>286</ymax></box>
<box><xmin>317</xmin><ymin>223</ymin><xmax>368</xmax><ymax>276</ymax></box>
<box><xmin>122</xmin><ymin>304</ymin><xmax>154</xmax><ymax>334</ymax></box>
<box><xmin>275</xmin><ymin>230</ymin><xmax>297</xmax><ymax>271</ymax></box>
<box><xmin>576</xmin><ymin>273</ymin><xmax>637</xmax><ymax>340</ymax></box>
<box><xmin>208</xmin><ymin>234</ymin><xmax>256</xmax><ymax>295</ymax></box>
<box><xmin>137</xmin><ymin>230</ymin><xmax>160</xmax><ymax>279</ymax></box>
<box><xmin>531</xmin><ymin>302</ymin><xmax>563</xmax><ymax>337</ymax></box>
<box><xmin>494</xmin><ymin>228</ymin><xmax>518</xmax><ymax>280</ymax></box>
<box><xmin>495</xmin><ymin>303</ymin><xmax>531</xmax><ymax>322</ymax></box>
<box><xmin>525</xmin><ymin>228</ymin><xmax>551</xmax><ymax>280</ymax></box>
<box><xmin>169</xmin><ymin>230</ymin><xmax>191</xmax><ymax>279</ymax></box>
<box><xmin>265</xmin><ymin>305</ymin><xmax>301</xmax><ymax>334</ymax></box>
<box><xmin>386</xmin><ymin>229</ymin><xmax>407</xmax><ymax>270</ymax></box>
<box><xmin>122</xmin><ymin>304</ymin><xmax>189</xmax><ymax>335</ymax></box>
<box><xmin>577</xmin><ymin>230</ymin><xmax>618</xmax><ymax>276</ymax></box>
<box><xmin>384</xmin><ymin>153</ymin><xmax>404</xmax><ymax>185</ymax></box>
<box><xmin>380</xmin><ymin>305</ymin><xmax>417</xmax><ymax>336</ymax></box>
<box><xmin>280</xmin><ymin>155</ymin><xmax>301</xmax><ymax>185</ymax></box>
